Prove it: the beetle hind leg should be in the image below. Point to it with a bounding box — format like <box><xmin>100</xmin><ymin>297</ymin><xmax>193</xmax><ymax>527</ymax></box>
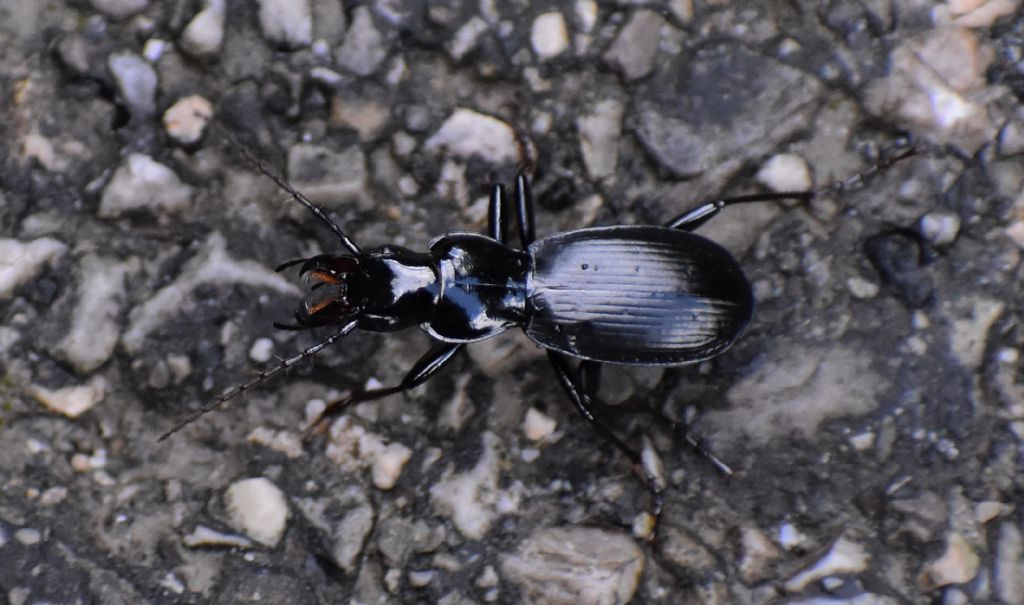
<box><xmin>546</xmin><ymin>352</ymin><xmax>665</xmax><ymax>528</ymax></box>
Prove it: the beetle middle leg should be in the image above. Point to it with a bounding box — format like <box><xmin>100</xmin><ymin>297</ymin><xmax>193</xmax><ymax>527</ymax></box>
<box><xmin>307</xmin><ymin>341</ymin><xmax>464</xmax><ymax>434</ymax></box>
<box><xmin>665</xmin><ymin>191</ymin><xmax>813</xmax><ymax>231</ymax></box>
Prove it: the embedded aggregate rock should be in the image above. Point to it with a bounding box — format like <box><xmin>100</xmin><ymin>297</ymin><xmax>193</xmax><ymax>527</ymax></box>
<box><xmin>98</xmin><ymin>153</ymin><xmax>192</xmax><ymax>220</ymax></box>
<box><xmin>424</xmin><ymin>108</ymin><xmax>519</xmax><ymax>165</ymax></box>
<box><xmin>335</xmin><ymin>6</ymin><xmax>387</xmax><ymax>76</ymax></box>
<box><xmin>707</xmin><ymin>345</ymin><xmax>887</xmax><ymax>447</ymax></box>
<box><xmin>163</xmin><ymin>95</ymin><xmax>213</xmax><ymax>145</ymax></box>
<box><xmin>447</xmin><ymin>17</ymin><xmax>489</xmax><ymax>61</ymax></box>
<box><xmin>946</xmin><ymin>296</ymin><xmax>1005</xmax><ymax>370</ymax></box>
<box><xmin>53</xmin><ymin>255</ymin><xmax>137</xmax><ymax>374</ymax></box>
<box><xmin>255</xmin><ymin>0</ymin><xmax>312</xmax><ymax>48</ymax></box>
<box><xmin>286</xmin><ymin>143</ymin><xmax>368</xmax><ymax>208</ymax></box>
<box><xmin>294</xmin><ymin>486</ymin><xmax>374</xmax><ymax>574</ymax></box>
<box><xmin>429</xmin><ymin>432</ymin><xmax>511</xmax><ymax>540</ymax></box>
<box><xmin>602</xmin><ymin>9</ymin><xmax>665</xmax><ymax>81</ymax></box>
<box><xmin>918</xmin><ymin>532</ymin><xmax>981</xmax><ymax>590</ymax></box>
<box><xmin>121</xmin><ymin>232</ymin><xmax>299</xmax><ymax>354</ymax></box>
<box><xmin>107</xmin><ymin>52</ymin><xmax>157</xmax><ymax>116</ymax></box>
<box><xmin>576</xmin><ymin>98</ymin><xmax>624</xmax><ymax>180</ymax></box>
<box><xmin>500</xmin><ymin>526</ymin><xmax>644</xmax><ymax>605</ymax></box>
<box><xmin>224</xmin><ymin>477</ymin><xmax>290</xmax><ymax>547</ymax></box>
<box><xmin>324</xmin><ymin>416</ymin><xmax>413</xmax><ymax>490</ymax></box>
<box><xmin>90</xmin><ymin>0</ymin><xmax>148</xmax><ymax>19</ymax></box>
<box><xmin>531</xmin><ymin>12</ymin><xmax>569</xmax><ymax>61</ymax></box>
<box><xmin>757</xmin><ymin>153</ymin><xmax>813</xmax><ymax>192</ymax></box>
<box><xmin>179</xmin><ymin>1</ymin><xmax>226</xmax><ymax>58</ymax></box>
<box><xmin>634</xmin><ymin>45</ymin><xmax>821</xmax><ymax>181</ymax></box>
<box><xmin>27</xmin><ymin>375</ymin><xmax>107</xmax><ymax>418</ymax></box>
<box><xmin>865</xmin><ymin>27</ymin><xmax>995</xmax><ymax>153</ymax></box>
<box><xmin>0</xmin><ymin>237</ymin><xmax>66</xmax><ymax>300</ymax></box>
<box><xmin>784</xmin><ymin>535</ymin><xmax>870</xmax><ymax>592</ymax></box>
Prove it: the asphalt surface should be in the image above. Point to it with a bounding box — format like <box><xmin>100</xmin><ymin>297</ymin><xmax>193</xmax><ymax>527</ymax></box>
<box><xmin>1</xmin><ymin>1</ymin><xmax>1023</xmax><ymax>604</ymax></box>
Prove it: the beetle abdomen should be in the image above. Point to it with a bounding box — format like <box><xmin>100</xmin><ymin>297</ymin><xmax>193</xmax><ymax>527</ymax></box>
<box><xmin>525</xmin><ymin>226</ymin><xmax>753</xmax><ymax>365</ymax></box>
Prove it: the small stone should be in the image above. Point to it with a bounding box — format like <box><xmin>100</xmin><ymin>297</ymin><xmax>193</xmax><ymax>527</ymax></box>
<box><xmin>248</xmin><ymin>337</ymin><xmax>274</xmax><ymax>363</ymax></box>
<box><xmin>14</xmin><ymin>528</ymin><xmax>41</xmax><ymax>545</ymax></box>
<box><xmin>847</xmin><ymin>276</ymin><xmax>880</xmax><ymax>299</ymax></box>
<box><xmin>54</xmin><ymin>255</ymin><xmax>138</xmax><ymax>373</ymax></box>
<box><xmin>658</xmin><ymin>525</ymin><xmax>716</xmax><ymax>572</ymax></box>
<box><xmin>430</xmin><ymin>432</ymin><xmax>508</xmax><ymax>539</ymax></box>
<box><xmin>424</xmin><ymin>108</ymin><xmax>519</xmax><ymax>165</ymax></box>
<box><xmin>574</xmin><ymin>1</ymin><xmax>598</xmax><ymax>32</ymax></box>
<box><xmin>738</xmin><ymin>527</ymin><xmax>782</xmax><ymax>584</ymax></box>
<box><xmin>98</xmin><ymin>153</ymin><xmax>193</xmax><ymax>220</ymax></box>
<box><xmin>107</xmin><ymin>52</ymin><xmax>158</xmax><ymax>116</ymax></box>
<box><xmin>179</xmin><ymin>0</ymin><xmax>225</xmax><ymax>57</ymax></box>
<box><xmin>577</xmin><ymin>99</ymin><xmax>624</xmax><ymax>180</ymax></box>
<box><xmin>848</xmin><ymin>431</ymin><xmax>876</xmax><ymax>451</ymax></box>
<box><xmin>286</xmin><ymin>143</ymin><xmax>367</xmax><ymax>208</ymax></box>
<box><xmin>603</xmin><ymin>10</ymin><xmax>665</xmax><ymax>81</ymax></box>
<box><xmin>246</xmin><ymin>427</ymin><xmax>303</xmax><ymax>459</ymax></box>
<box><xmin>255</xmin><ymin>0</ymin><xmax>312</xmax><ymax>48</ymax></box>
<box><xmin>756</xmin><ymin>153</ymin><xmax>812</xmax><ymax>192</ymax></box>
<box><xmin>163</xmin><ymin>95</ymin><xmax>213</xmax><ymax>145</ymax></box>
<box><xmin>522</xmin><ymin>407</ymin><xmax>557</xmax><ymax>442</ymax></box>
<box><xmin>948</xmin><ymin>297</ymin><xmax>1005</xmax><ymax>370</ymax></box>
<box><xmin>531</xmin><ymin>12</ymin><xmax>569</xmax><ymax>61</ymax></box>
<box><xmin>1006</xmin><ymin>221</ymin><xmax>1024</xmax><ymax>249</ymax></box>
<box><xmin>224</xmin><ymin>477</ymin><xmax>290</xmax><ymax>547</ymax></box>
<box><xmin>668</xmin><ymin>0</ymin><xmax>694</xmax><ymax>23</ymax></box>
<box><xmin>446</xmin><ymin>16</ymin><xmax>488</xmax><ymax>61</ymax></box>
<box><xmin>919</xmin><ymin>532</ymin><xmax>981</xmax><ymax>590</ymax></box>
<box><xmin>90</xmin><ymin>0</ymin><xmax>148</xmax><ymax>19</ymax></box>
<box><xmin>0</xmin><ymin>237</ymin><xmax>66</xmax><ymax>300</ymax></box>
<box><xmin>39</xmin><ymin>486</ymin><xmax>69</xmax><ymax>506</ymax></box>
<box><xmin>784</xmin><ymin>535</ymin><xmax>870</xmax><ymax>592</ymax></box>
<box><xmin>409</xmin><ymin>570</ymin><xmax>435</xmax><ymax>587</ymax></box>
<box><xmin>336</xmin><ymin>7</ymin><xmax>387</xmax><ymax>76</ymax></box>
<box><xmin>325</xmin><ymin>417</ymin><xmax>413</xmax><ymax>491</ymax></box>
<box><xmin>919</xmin><ymin>211</ymin><xmax>961</xmax><ymax>245</ymax></box>
<box><xmin>995</xmin><ymin>522</ymin><xmax>1024</xmax><ymax>604</ymax></box>
<box><xmin>865</xmin><ymin>28</ymin><xmax>995</xmax><ymax>153</ymax></box>
<box><xmin>330</xmin><ymin>98</ymin><xmax>390</xmax><ymax>142</ymax></box>
<box><xmin>500</xmin><ymin>527</ymin><xmax>644</xmax><ymax>605</ymax></box>
<box><xmin>28</xmin><ymin>376</ymin><xmax>107</xmax><ymax>419</ymax></box>
<box><xmin>998</xmin><ymin>120</ymin><xmax>1024</xmax><ymax>156</ymax></box>
<box><xmin>182</xmin><ymin>524</ymin><xmax>253</xmax><ymax>548</ymax></box>
<box><xmin>372</xmin><ymin>442</ymin><xmax>413</xmax><ymax>490</ymax></box>
<box><xmin>951</xmin><ymin>0</ymin><xmax>1017</xmax><ymax>28</ymax></box>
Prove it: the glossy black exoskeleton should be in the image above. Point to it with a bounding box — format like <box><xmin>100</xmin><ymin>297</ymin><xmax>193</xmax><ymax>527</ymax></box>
<box><xmin>161</xmin><ymin>139</ymin><xmax>915</xmax><ymax>521</ymax></box>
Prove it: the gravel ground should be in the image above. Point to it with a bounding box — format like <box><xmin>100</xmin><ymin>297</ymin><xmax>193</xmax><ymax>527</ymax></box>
<box><xmin>2</xmin><ymin>1</ymin><xmax>1024</xmax><ymax>604</ymax></box>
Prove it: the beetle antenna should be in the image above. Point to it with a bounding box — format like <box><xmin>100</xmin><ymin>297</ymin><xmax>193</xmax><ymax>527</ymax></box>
<box><xmin>812</xmin><ymin>144</ymin><xmax>917</xmax><ymax>199</ymax></box>
<box><xmin>214</xmin><ymin>120</ymin><xmax>363</xmax><ymax>256</ymax></box>
<box><xmin>157</xmin><ymin>321</ymin><xmax>359</xmax><ymax>441</ymax></box>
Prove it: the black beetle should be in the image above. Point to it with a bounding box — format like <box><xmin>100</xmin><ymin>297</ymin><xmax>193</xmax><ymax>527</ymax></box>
<box><xmin>161</xmin><ymin>137</ymin><xmax>914</xmax><ymax>518</ymax></box>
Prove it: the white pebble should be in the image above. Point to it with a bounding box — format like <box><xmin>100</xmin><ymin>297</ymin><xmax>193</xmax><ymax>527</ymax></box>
<box><xmin>224</xmin><ymin>477</ymin><xmax>290</xmax><ymax>547</ymax></box>
<box><xmin>521</xmin><ymin>407</ymin><xmax>557</xmax><ymax>442</ymax></box>
<box><xmin>248</xmin><ymin>337</ymin><xmax>274</xmax><ymax>363</ymax></box>
<box><xmin>256</xmin><ymin>0</ymin><xmax>312</xmax><ymax>48</ymax></box>
<box><xmin>179</xmin><ymin>0</ymin><xmax>225</xmax><ymax>57</ymax></box>
<box><xmin>372</xmin><ymin>442</ymin><xmax>413</xmax><ymax>490</ymax></box>
<box><xmin>756</xmin><ymin>153</ymin><xmax>812</xmax><ymax>192</ymax></box>
<box><xmin>28</xmin><ymin>376</ymin><xmax>108</xmax><ymax>419</ymax></box>
<box><xmin>424</xmin><ymin>108</ymin><xmax>519</xmax><ymax>164</ymax></box>
<box><xmin>98</xmin><ymin>153</ymin><xmax>193</xmax><ymax>220</ymax></box>
<box><xmin>0</xmin><ymin>237</ymin><xmax>67</xmax><ymax>300</ymax></box>
<box><xmin>108</xmin><ymin>52</ymin><xmax>158</xmax><ymax>116</ymax></box>
<box><xmin>846</xmin><ymin>276</ymin><xmax>879</xmax><ymax>299</ymax></box>
<box><xmin>531</xmin><ymin>12</ymin><xmax>569</xmax><ymax>61</ymax></box>
<box><xmin>919</xmin><ymin>211</ymin><xmax>960</xmax><ymax>245</ymax></box>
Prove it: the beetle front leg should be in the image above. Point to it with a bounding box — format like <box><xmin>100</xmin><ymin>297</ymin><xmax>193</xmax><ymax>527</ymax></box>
<box><xmin>307</xmin><ymin>342</ymin><xmax>464</xmax><ymax>435</ymax></box>
<box><xmin>488</xmin><ymin>184</ymin><xmax>509</xmax><ymax>243</ymax></box>
<box><xmin>546</xmin><ymin>352</ymin><xmax>665</xmax><ymax>522</ymax></box>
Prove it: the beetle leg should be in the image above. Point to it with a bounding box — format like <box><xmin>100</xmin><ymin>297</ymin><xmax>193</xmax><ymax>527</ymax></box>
<box><xmin>546</xmin><ymin>352</ymin><xmax>665</xmax><ymax>520</ymax></box>
<box><xmin>306</xmin><ymin>342</ymin><xmax>464</xmax><ymax>436</ymax></box>
<box><xmin>488</xmin><ymin>184</ymin><xmax>508</xmax><ymax>243</ymax></box>
<box><xmin>665</xmin><ymin>191</ymin><xmax>813</xmax><ymax>231</ymax></box>
<box><xmin>514</xmin><ymin>173</ymin><xmax>536</xmax><ymax>248</ymax></box>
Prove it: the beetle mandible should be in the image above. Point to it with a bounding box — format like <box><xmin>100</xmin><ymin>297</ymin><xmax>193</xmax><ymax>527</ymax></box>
<box><xmin>161</xmin><ymin>132</ymin><xmax>914</xmax><ymax>518</ymax></box>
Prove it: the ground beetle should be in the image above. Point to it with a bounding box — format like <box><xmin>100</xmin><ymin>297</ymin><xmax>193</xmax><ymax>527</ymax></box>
<box><xmin>161</xmin><ymin>134</ymin><xmax>914</xmax><ymax>519</ymax></box>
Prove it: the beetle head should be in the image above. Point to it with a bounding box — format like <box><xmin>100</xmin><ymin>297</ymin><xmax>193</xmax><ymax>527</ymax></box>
<box><xmin>291</xmin><ymin>254</ymin><xmax>359</xmax><ymax>327</ymax></box>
